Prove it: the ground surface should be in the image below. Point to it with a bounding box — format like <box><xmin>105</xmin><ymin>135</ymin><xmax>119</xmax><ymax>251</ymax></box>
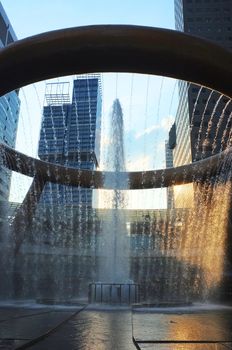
<box><xmin>0</xmin><ymin>303</ymin><xmax>231</xmax><ymax>349</ymax></box>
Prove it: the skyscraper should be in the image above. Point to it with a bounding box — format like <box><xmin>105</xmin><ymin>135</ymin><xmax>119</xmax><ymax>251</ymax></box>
<box><xmin>0</xmin><ymin>3</ymin><xmax>20</xmax><ymax>201</ymax></box>
<box><xmin>173</xmin><ymin>0</ymin><xmax>232</xmax><ymax>166</ymax></box>
<box><xmin>170</xmin><ymin>0</ymin><xmax>232</xmax><ymax>207</ymax></box>
<box><xmin>165</xmin><ymin>123</ymin><xmax>176</xmax><ymax>209</ymax></box>
<box><xmin>38</xmin><ymin>75</ymin><xmax>102</xmax><ymax>207</ymax></box>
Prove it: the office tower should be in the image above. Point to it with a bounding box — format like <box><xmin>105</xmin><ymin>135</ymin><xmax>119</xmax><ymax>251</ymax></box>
<box><xmin>165</xmin><ymin>124</ymin><xmax>176</xmax><ymax>209</ymax></box>
<box><xmin>171</xmin><ymin>0</ymin><xmax>232</xmax><ymax>208</ymax></box>
<box><xmin>0</xmin><ymin>3</ymin><xmax>20</xmax><ymax>201</ymax></box>
<box><xmin>38</xmin><ymin>75</ymin><xmax>102</xmax><ymax>207</ymax></box>
<box><xmin>173</xmin><ymin>0</ymin><xmax>232</xmax><ymax>167</ymax></box>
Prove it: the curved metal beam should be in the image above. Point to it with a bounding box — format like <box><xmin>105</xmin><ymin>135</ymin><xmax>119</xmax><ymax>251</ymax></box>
<box><xmin>0</xmin><ymin>25</ymin><xmax>231</xmax><ymax>191</ymax></box>
<box><xmin>1</xmin><ymin>143</ymin><xmax>231</xmax><ymax>190</ymax></box>
<box><xmin>1</xmin><ymin>25</ymin><xmax>230</xmax><ymax>254</ymax></box>
<box><xmin>0</xmin><ymin>25</ymin><xmax>231</xmax><ymax>98</ymax></box>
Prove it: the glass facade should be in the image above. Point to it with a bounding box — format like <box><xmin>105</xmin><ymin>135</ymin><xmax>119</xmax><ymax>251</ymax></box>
<box><xmin>173</xmin><ymin>81</ymin><xmax>192</xmax><ymax>167</ymax></box>
<box><xmin>174</xmin><ymin>0</ymin><xmax>232</xmax><ymax>164</ymax></box>
<box><xmin>0</xmin><ymin>4</ymin><xmax>20</xmax><ymax>201</ymax></box>
<box><xmin>172</xmin><ymin>0</ymin><xmax>232</xmax><ymax>207</ymax></box>
<box><xmin>165</xmin><ymin>141</ymin><xmax>174</xmax><ymax>209</ymax></box>
<box><xmin>38</xmin><ymin>76</ymin><xmax>102</xmax><ymax>207</ymax></box>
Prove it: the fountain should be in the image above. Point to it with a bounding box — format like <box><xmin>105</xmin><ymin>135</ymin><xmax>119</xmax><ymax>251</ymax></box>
<box><xmin>90</xmin><ymin>98</ymin><xmax>138</xmax><ymax>304</ymax></box>
<box><xmin>98</xmin><ymin>99</ymin><xmax>129</xmax><ymax>282</ymax></box>
<box><xmin>0</xmin><ymin>26</ymin><xmax>231</xmax><ymax>308</ymax></box>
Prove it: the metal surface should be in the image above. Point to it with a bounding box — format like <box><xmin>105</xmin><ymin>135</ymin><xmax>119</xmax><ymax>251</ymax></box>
<box><xmin>0</xmin><ymin>25</ymin><xmax>231</xmax><ymax>253</ymax></box>
<box><xmin>0</xmin><ymin>142</ymin><xmax>231</xmax><ymax>190</ymax></box>
<box><xmin>88</xmin><ymin>283</ymin><xmax>140</xmax><ymax>304</ymax></box>
<box><xmin>0</xmin><ymin>25</ymin><xmax>231</xmax><ymax>191</ymax></box>
<box><xmin>0</xmin><ymin>25</ymin><xmax>231</xmax><ymax>97</ymax></box>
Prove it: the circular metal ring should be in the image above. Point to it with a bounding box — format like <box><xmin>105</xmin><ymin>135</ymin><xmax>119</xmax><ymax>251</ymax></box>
<box><xmin>0</xmin><ymin>25</ymin><xmax>231</xmax><ymax>189</ymax></box>
<box><xmin>0</xmin><ymin>143</ymin><xmax>231</xmax><ymax>190</ymax></box>
<box><xmin>1</xmin><ymin>25</ymin><xmax>232</xmax><ymax>97</ymax></box>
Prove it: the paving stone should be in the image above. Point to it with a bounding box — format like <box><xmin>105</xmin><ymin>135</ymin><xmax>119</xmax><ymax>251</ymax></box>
<box><xmin>0</xmin><ymin>311</ymin><xmax>75</xmax><ymax>340</ymax></box>
<box><xmin>133</xmin><ymin>310</ymin><xmax>232</xmax><ymax>342</ymax></box>
<box><xmin>0</xmin><ymin>306</ymin><xmax>231</xmax><ymax>349</ymax></box>
<box><xmin>30</xmin><ymin>309</ymin><xmax>135</xmax><ymax>350</ymax></box>
<box><xmin>136</xmin><ymin>344</ymin><xmax>231</xmax><ymax>349</ymax></box>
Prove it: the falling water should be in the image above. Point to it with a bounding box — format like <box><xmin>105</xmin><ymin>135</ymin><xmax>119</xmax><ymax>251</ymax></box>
<box><xmin>170</xmin><ymin>89</ymin><xmax>232</xmax><ymax>302</ymax></box>
<box><xmin>98</xmin><ymin>99</ymin><xmax>130</xmax><ymax>283</ymax></box>
<box><xmin>0</xmin><ymin>77</ymin><xmax>232</xmax><ymax>307</ymax></box>
<box><xmin>0</xmin><ymin>77</ymin><xmax>103</xmax><ymax>303</ymax></box>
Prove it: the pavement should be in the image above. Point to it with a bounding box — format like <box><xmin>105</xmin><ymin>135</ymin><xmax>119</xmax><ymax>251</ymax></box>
<box><xmin>0</xmin><ymin>303</ymin><xmax>231</xmax><ymax>349</ymax></box>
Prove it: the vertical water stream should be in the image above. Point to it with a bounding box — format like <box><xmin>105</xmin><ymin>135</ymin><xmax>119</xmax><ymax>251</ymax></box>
<box><xmin>98</xmin><ymin>99</ymin><xmax>130</xmax><ymax>283</ymax></box>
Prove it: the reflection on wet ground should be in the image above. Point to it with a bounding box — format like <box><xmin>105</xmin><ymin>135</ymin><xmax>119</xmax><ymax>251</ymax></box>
<box><xmin>133</xmin><ymin>306</ymin><xmax>232</xmax><ymax>349</ymax></box>
<box><xmin>31</xmin><ymin>308</ymin><xmax>134</xmax><ymax>350</ymax></box>
<box><xmin>0</xmin><ymin>304</ymin><xmax>231</xmax><ymax>349</ymax></box>
<box><xmin>136</xmin><ymin>345</ymin><xmax>232</xmax><ymax>349</ymax></box>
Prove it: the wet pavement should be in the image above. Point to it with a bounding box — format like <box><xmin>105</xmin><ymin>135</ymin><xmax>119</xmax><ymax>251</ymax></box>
<box><xmin>0</xmin><ymin>304</ymin><xmax>231</xmax><ymax>349</ymax></box>
<box><xmin>0</xmin><ymin>303</ymin><xmax>81</xmax><ymax>349</ymax></box>
<box><xmin>132</xmin><ymin>306</ymin><xmax>232</xmax><ymax>349</ymax></box>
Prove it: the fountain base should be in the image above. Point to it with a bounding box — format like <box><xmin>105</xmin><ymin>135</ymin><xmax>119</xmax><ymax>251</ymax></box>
<box><xmin>133</xmin><ymin>301</ymin><xmax>193</xmax><ymax>308</ymax></box>
<box><xmin>88</xmin><ymin>283</ymin><xmax>140</xmax><ymax>305</ymax></box>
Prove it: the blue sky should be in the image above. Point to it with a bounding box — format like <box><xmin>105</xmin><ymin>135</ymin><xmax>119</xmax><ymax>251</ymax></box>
<box><xmin>1</xmin><ymin>1</ymin><xmax>178</xmax><ymax>208</ymax></box>
<box><xmin>1</xmin><ymin>1</ymin><xmax>175</xmax><ymax>38</ymax></box>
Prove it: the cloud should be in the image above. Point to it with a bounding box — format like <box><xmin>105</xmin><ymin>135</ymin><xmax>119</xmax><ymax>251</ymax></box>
<box><xmin>134</xmin><ymin>115</ymin><xmax>175</xmax><ymax>139</ymax></box>
<box><xmin>127</xmin><ymin>154</ymin><xmax>152</xmax><ymax>171</ymax></box>
<box><xmin>157</xmin><ymin>141</ymin><xmax>165</xmax><ymax>152</ymax></box>
<box><xmin>160</xmin><ymin>115</ymin><xmax>175</xmax><ymax>130</ymax></box>
<box><xmin>135</xmin><ymin>124</ymin><xmax>160</xmax><ymax>139</ymax></box>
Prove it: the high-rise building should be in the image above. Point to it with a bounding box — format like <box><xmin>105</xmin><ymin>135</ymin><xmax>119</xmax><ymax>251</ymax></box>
<box><xmin>0</xmin><ymin>3</ymin><xmax>20</xmax><ymax>201</ymax></box>
<box><xmin>38</xmin><ymin>75</ymin><xmax>102</xmax><ymax>207</ymax></box>
<box><xmin>165</xmin><ymin>123</ymin><xmax>176</xmax><ymax>209</ymax></box>
<box><xmin>171</xmin><ymin>0</ymin><xmax>232</xmax><ymax>207</ymax></box>
<box><xmin>173</xmin><ymin>0</ymin><xmax>232</xmax><ymax>166</ymax></box>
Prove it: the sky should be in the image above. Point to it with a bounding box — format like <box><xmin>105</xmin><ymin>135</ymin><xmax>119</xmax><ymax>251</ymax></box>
<box><xmin>1</xmin><ymin>0</ymin><xmax>178</xmax><ymax>208</ymax></box>
<box><xmin>1</xmin><ymin>1</ymin><xmax>175</xmax><ymax>37</ymax></box>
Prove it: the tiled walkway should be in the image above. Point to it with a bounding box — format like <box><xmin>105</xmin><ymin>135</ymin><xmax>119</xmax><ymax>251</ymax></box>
<box><xmin>0</xmin><ymin>304</ymin><xmax>231</xmax><ymax>349</ymax></box>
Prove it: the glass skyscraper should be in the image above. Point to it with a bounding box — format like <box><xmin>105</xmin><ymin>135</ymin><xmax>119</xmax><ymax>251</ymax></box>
<box><xmin>165</xmin><ymin>124</ymin><xmax>176</xmax><ymax>209</ymax></box>
<box><xmin>38</xmin><ymin>75</ymin><xmax>102</xmax><ymax>207</ymax></box>
<box><xmin>170</xmin><ymin>0</ymin><xmax>232</xmax><ymax>208</ymax></box>
<box><xmin>173</xmin><ymin>0</ymin><xmax>232</xmax><ymax>166</ymax></box>
<box><xmin>0</xmin><ymin>3</ymin><xmax>20</xmax><ymax>201</ymax></box>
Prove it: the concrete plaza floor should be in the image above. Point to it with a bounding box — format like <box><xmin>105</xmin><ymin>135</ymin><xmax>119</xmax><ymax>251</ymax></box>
<box><xmin>0</xmin><ymin>303</ymin><xmax>231</xmax><ymax>349</ymax></box>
